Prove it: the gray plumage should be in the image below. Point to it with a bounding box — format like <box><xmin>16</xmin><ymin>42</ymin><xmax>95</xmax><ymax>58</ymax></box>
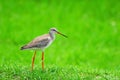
<box><xmin>21</xmin><ymin>28</ymin><xmax>67</xmax><ymax>50</ymax></box>
<box><xmin>21</xmin><ymin>34</ymin><xmax>53</xmax><ymax>50</ymax></box>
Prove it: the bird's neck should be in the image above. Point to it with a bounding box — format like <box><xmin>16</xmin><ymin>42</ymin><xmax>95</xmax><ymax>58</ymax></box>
<box><xmin>49</xmin><ymin>32</ymin><xmax>55</xmax><ymax>40</ymax></box>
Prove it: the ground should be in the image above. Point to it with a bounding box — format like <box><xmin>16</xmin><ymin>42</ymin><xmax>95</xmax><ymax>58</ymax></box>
<box><xmin>0</xmin><ymin>0</ymin><xmax>120</xmax><ymax>80</ymax></box>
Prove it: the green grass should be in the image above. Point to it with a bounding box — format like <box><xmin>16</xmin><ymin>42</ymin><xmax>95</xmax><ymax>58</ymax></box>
<box><xmin>0</xmin><ymin>0</ymin><xmax>120</xmax><ymax>79</ymax></box>
<box><xmin>0</xmin><ymin>65</ymin><xmax>119</xmax><ymax>80</ymax></box>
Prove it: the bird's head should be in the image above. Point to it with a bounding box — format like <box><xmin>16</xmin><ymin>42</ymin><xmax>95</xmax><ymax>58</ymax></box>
<box><xmin>50</xmin><ymin>28</ymin><xmax>67</xmax><ymax>38</ymax></box>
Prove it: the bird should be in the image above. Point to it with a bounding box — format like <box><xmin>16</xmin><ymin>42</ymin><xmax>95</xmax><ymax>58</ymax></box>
<box><xmin>20</xmin><ymin>28</ymin><xmax>67</xmax><ymax>70</ymax></box>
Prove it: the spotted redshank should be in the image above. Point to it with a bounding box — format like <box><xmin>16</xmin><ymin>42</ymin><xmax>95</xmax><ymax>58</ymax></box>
<box><xmin>20</xmin><ymin>28</ymin><xmax>67</xmax><ymax>70</ymax></box>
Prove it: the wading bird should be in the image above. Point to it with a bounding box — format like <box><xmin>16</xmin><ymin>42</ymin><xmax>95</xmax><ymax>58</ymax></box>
<box><xmin>20</xmin><ymin>28</ymin><xmax>67</xmax><ymax>70</ymax></box>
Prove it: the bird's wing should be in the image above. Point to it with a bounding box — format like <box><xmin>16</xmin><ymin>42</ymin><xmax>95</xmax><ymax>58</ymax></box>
<box><xmin>21</xmin><ymin>34</ymin><xmax>50</xmax><ymax>50</ymax></box>
<box><xmin>27</xmin><ymin>38</ymin><xmax>50</xmax><ymax>49</ymax></box>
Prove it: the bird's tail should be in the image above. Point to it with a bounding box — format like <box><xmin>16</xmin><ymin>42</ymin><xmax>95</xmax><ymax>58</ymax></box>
<box><xmin>20</xmin><ymin>45</ymin><xmax>27</xmax><ymax>50</ymax></box>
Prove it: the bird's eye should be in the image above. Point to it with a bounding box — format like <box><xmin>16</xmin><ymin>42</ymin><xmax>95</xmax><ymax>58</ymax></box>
<box><xmin>53</xmin><ymin>29</ymin><xmax>56</xmax><ymax>31</ymax></box>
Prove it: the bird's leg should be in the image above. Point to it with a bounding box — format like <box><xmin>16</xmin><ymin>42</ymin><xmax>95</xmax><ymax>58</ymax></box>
<box><xmin>31</xmin><ymin>51</ymin><xmax>36</xmax><ymax>71</ymax></box>
<box><xmin>42</xmin><ymin>51</ymin><xmax>44</xmax><ymax>70</ymax></box>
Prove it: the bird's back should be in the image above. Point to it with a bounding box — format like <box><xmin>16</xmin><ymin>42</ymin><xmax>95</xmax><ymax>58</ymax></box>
<box><xmin>21</xmin><ymin>34</ymin><xmax>51</xmax><ymax>50</ymax></box>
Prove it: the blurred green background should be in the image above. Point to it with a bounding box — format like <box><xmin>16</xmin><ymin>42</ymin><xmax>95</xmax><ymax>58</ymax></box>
<box><xmin>0</xmin><ymin>0</ymin><xmax>120</xmax><ymax>79</ymax></box>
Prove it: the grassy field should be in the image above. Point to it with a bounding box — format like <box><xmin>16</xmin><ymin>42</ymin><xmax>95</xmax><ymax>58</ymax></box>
<box><xmin>0</xmin><ymin>0</ymin><xmax>120</xmax><ymax>79</ymax></box>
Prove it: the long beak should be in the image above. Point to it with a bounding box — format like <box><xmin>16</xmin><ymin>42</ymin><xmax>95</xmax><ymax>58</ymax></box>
<box><xmin>56</xmin><ymin>31</ymin><xmax>68</xmax><ymax>38</ymax></box>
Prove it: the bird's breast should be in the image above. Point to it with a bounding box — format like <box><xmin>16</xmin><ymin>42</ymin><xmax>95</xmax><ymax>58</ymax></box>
<box><xmin>44</xmin><ymin>38</ymin><xmax>53</xmax><ymax>48</ymax></box>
